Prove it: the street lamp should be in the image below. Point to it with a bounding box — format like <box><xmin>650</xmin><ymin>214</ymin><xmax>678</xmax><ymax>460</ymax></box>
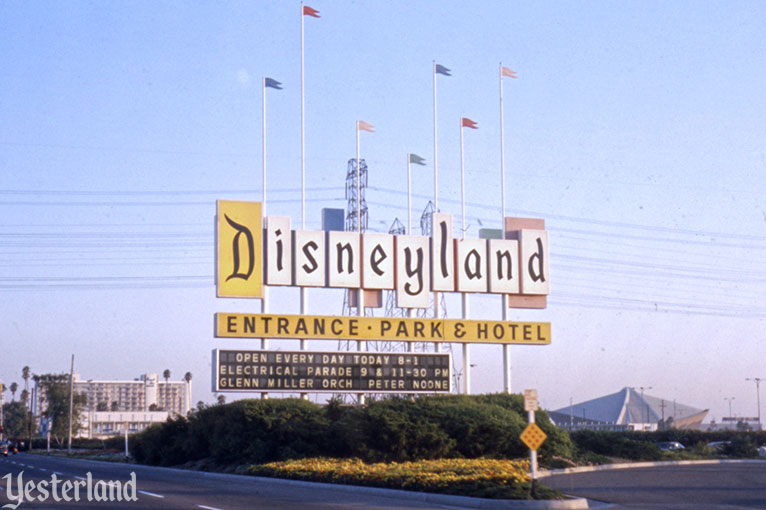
<box><xmin>724</xmin><ymin>397</ymin><xmax>735</xmax><ymax>418</ymax></box>
<box><xmin>745</xmin><ymin>377</ymin><xmax>764</xmax><ymax>428</ymax></box>
<box><xmin>636</xmin><ymin>386</ymin><xmax>653</xmax><ymax>427</ymax></box>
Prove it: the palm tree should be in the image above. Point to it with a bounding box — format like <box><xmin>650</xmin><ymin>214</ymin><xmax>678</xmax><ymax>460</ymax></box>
<box><xmin>22</xmin><ymin>366</ymin><xmax>30</xmax><ymax>409</ymax></box>
<box><xmin>9</xmin><ymin>382</ymin><xmax>18</xmax><ymax>402</ymax></box>
<box><xmin>163</xmin><ymin>369</ymin><xmax>171</xmax><ymax>412</ymax></box>
<box><xmin>184</xmin><ymin>372</ymin><xmax>192</xmax><ymax>415</ymax></box>
<box><xmin>20</xmin><ymin>389</ymin><xmax>29</xmax><ymax>407</ymax></box>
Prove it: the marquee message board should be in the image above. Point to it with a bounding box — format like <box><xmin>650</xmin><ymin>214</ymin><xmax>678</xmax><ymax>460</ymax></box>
<box><xmin>213</xmin><ymin>349</ymin><xmax>452</xmax><ymax>393</ymax></box>
<box><xmin>215</xmin><ymin>313</ymin><xmax>550</xmax><ymax>345</ymax></box>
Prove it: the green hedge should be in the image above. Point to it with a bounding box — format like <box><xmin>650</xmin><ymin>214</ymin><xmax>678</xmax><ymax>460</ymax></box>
<box><xmin>570</xmin><ymin>429</ymin><xmax>766</xmax><ymax>461</ymax></box>
<box><xmin>129</xmin><ymin>394</ymin><xmax>573</xmax><ymax>467</ymax></box>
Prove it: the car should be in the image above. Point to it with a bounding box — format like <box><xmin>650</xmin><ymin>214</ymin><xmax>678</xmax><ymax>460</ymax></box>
<box><xmin>708</xmin><ymin>441</ymin><xmax>731</xmax><ymax>452</ymax></box>
<box><xmin>1</xmin><ymin>443</ymin><xmax>8</xmax><ymax>457</ymax></box>
<box><xmin>656</xmin><ymin>441</ymin><xmax>685</xmax><ymax>451</ymax></box>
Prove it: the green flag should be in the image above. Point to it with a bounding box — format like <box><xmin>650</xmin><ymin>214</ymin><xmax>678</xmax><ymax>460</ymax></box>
<box><xmin>409</xmin><ymin>153</ymin><xmax>426</xmax><ymax>166</ymax></box>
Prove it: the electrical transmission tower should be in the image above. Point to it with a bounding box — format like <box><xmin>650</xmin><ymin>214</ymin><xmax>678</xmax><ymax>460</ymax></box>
<box><xmin>339</xmin><ymin>158</ymin><xmax>369</xmax><ymax>352</ymax></box>
<box><xmin>380</xmin><ymin>218</ymin><xmax>408</xmax><ymax>353</ymax></box>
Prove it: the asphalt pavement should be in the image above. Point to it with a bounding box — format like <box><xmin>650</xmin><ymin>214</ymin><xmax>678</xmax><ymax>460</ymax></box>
<box><xmin>0</xmin><ymin>452</ymin><xmax>578</xmax><ymax>510</ymax></box>
<box><xmin>542</xmin><ymin>460</ymin><xmax>766</xmax><ymax>509</ymax></box>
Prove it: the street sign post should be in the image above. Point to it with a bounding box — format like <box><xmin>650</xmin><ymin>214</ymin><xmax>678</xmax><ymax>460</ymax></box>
<box><xmin>521</xmin><ymin>388</ymin><xmax>546</xmax><ymax>496</ymax></box>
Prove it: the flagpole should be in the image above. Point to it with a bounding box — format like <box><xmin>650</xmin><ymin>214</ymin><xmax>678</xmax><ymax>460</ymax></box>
<box><xmin>407</xmin><ymin>154</ymin><xmax>412</xmax><ymax>234</ymax></box>
<box><xmin>261</xmin><ymin>77</ymin><xmax>269</xmax><ymax>345</ymax></box>
<box><xmin>261</xmin><ymin>78</ymin><xmax>271</xmax><ymax>399</ymax></box>
<box><xmin>460</xmin><ymin>119</ymin><xmax>466</xmax><ymax>238</ymax></box>
<box><xmin>433</xmin><ymin>62</ymin><xmax>438</xmax><ymax>211</ymax></box>
<box><xmin>460</xmin><ymin>118</ymin><xmax>470</xmax><ymax>395</ymax></box>
<box><xmin>500</xmin><ymin>62</ymin><xmax>511</xmax><ymax>395</ymax></box>
<box><xmin>299</xmin><ymin>3</ymin><xmax>308</xmax><ymax>400</ymax></box>
<box><xmin>432</xmin><ymin>61</ymin><xmax>440</xmax><ymax>351</ymax></box>
<box><xmin>300</xmin><ymin>2</ymin><xmax>306</xmax><ymax>229</ymax></box>
<box><xmin>356</xmin><ymin>123</ymin><xmax>366</xmax><ymax>405</ymax></box>
<box><xmin>356</xmin><ymin>123</ymin><xmax>365</xmax><ymax>332</ymax></box>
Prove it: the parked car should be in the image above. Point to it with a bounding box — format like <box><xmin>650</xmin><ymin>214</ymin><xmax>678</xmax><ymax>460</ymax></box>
<box><xmin>1</xmin><ymin>443</ymin><xmax>8</xmax><ymax>457</ymax></box>
<box><xmin>656</xmin><ymin>441</ymin><xmax>685</xmax><ymax>451</ymax></box>
<box><xmin>708</xmin><ymin>441</ymin><xmax>731</xmax><ymax>452</ymax></box>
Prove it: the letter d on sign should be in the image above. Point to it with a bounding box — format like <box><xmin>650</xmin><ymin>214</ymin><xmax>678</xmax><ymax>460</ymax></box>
<box><xmin>216</xmin><ymin>200</ymin><xmax>263</xmax><ymax>298</ymax></box>
<box><xmin>519</xmin><ymin>229</ymin><xmax>549</xmax><ymax>295</ymax></box>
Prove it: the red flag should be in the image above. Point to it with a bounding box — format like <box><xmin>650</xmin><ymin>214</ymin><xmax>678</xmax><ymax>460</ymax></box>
<box><xmin>357</xmin><ymin>120</ymin><xmax>375</xmax><ymax>133</ymax></box>
<box><xmin>303</xmin><ymin>5</ymin><xmax>320</xmax><ymax>17</ymax></box>
<box><xmin>501</xmin><ymin>66</ymin><xmax>517</xmax><ymax>78</ymax></box>
<box><xmin>461</xmin><ymin>117</ymin><xmax>478</xmax><ymax>129</ymax></box>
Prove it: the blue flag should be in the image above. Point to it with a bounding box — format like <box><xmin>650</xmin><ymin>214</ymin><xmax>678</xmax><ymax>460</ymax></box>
<box><xmin>265</xmin><ymin>78</ymin><xmax>282</xmax><ymax>89</ymax></box>
<box><xmin>434</xmin><ymin>64</ymin><xmax>451</xmax><ymax>76</ymax></box>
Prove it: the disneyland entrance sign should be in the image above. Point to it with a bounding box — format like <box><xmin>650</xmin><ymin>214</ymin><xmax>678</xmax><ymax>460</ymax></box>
<box><xmin>216</xmin><ymin>313</ymin><xmax>550</xmax><ymax>345</ymax></box>
<box><xmin>215</xmin><ymin>201</ymin><xmax>550</xmax><ymax>308</ymax></box>
<box><xmin>213</xmin><ymin>349</ymin><xmax>452</xmax><ymax>393</ymax></box>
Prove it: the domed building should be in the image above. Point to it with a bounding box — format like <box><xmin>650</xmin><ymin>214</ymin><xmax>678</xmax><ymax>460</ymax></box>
<box><xmin>549</xmin><ymin>387</ymin><xmax>708</xmax><ymax>431</ymax></box>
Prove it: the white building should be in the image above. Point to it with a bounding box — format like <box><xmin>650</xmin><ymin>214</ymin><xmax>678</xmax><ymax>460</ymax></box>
<box><xmin>34</xmin><ymin>373</ymin><xmax>192</xmax><ymax>439</ymax></box>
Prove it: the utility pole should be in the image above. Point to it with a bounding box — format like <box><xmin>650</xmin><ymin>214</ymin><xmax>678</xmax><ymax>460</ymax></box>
<box><xmin>636</xmin><ymin>386</ymin><xmax>653</xmax><ymax>428</ymax></box>
<box><xmin>724</xmin><ymin>397</ymin><xmax>735</xmax><ymax>418</ymax></box>
<box><xmin>745</xmin><ymin>377</ymin><xmax>764</xmax><ymax>429</ymax></box>
<box><xmin>68</xmin><ymin>354</ymin><xmax>74</xmax><ymax>452</ymax></box>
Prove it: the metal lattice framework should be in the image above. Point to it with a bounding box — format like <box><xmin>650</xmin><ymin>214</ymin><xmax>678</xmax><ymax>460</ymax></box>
<box><xmin>339</xmin><ymin>158</ymin><xmax>369</xmax><ymax>353</ymax></box>
<box><xmin>344</xmin><ymin>158</ymin><xmax>368</xmax><ymax>233</ymax></box>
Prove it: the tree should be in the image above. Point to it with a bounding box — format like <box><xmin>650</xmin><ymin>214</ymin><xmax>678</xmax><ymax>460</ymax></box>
<box><xmin>184</xmin><ymin>372</ymin><xmax>192</xmax><ymax>415</ymax></box>
<box><xmin>21</xmin><ymin>366</ymin><xmax>30</xmax><ymax>404</ymax></box>
<box><xmin>1</xmin><ymin>401</ymin><xmax>35</xmax><ymax>438</ymax></box>
<box><xmin>163</xmin><ymin>369</ymin><xmax>171</xmax><ymax>413</ymax></box>
<box><xmin>216</xmin><ymin>394</ymin><xmax>226</xmax><ymax>405</ymax></box>
<box><xmin>9</xmin><ymin>382</ymin><xmax>18</xmax><ymax>402</ymax></box>
<box><xmin>20</xmin><ymin>389</ymin><xmax>29</xmax><ymax>407</ymax></box>
<box><xmin>111</xmin><ymin>401</ymin><xmax>119</xmax><ymax>412</ymax></box>
<box><xmin>96</xmin><ymin>402</ymin><xmax>108</xmax><ymax>412</ymax></box>
<box><xmin>34</xmin><ymin>373</ymin><xmax>87</xmax><ymax>444</ymax></box>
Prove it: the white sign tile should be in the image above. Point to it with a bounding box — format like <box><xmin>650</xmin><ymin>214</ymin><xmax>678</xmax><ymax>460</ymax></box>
<box><xmin>292</xmin><ymin>230</ymin><xmax>326</xmax><ymax>287</ymax></box>
<box><xmin>395</xmin><ymin>235</ymin><xmax>431</xmax><ymax>308</ymax></box>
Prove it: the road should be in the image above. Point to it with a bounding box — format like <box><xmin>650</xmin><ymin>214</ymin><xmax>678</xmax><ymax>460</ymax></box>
<box><xmin>0</xmin><ymin>452</ymin><xmax>474</xmax><ymax>510</ymax></box>
<box><xmin>541</xmin><ymin>461</ymin><xmax>766</xmax><ymax>509</ymax></box>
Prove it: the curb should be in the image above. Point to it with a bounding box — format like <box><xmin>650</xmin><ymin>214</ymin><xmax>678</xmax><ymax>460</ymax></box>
<box><xmin>240</xmin><ymin>475</ymin><xmax>591</xmax><ymax>509</ymax></box>
<box><xmin>28</xmin><ymin>453</ymin><xmax>589</xmax><ymax>509</ymax></box>
<box><xmin>538</xmin><ymin>458</ymin><xmax>766</xmax><ymax>478</ymax></box>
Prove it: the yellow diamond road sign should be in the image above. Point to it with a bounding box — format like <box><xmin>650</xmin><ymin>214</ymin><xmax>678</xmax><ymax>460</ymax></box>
<box><xmin>520</xmin><ymin>423</ymin><xmax>547</xmax><ymax>451</ymax></box>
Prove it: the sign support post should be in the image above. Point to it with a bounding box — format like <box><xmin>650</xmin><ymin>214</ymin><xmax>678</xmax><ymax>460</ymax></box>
<box><xmin>520</xmin><ymin>389</ymin><xmax>545</xmax><ymax>498</ymax></box>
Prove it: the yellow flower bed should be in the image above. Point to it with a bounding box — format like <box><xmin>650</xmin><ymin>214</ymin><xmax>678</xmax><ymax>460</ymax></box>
<box><xmin>250</xmin><ymin>458</ymin><xmax>541</xmax><ymax>499</ymax></box>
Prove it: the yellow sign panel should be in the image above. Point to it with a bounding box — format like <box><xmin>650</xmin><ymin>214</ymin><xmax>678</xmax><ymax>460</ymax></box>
<box><xmin>520</xmin><ymin>423</ymin><xmax>547</xmax><ymax>451</ymax></box>
<box><xmin>215</xmin><ymin>313</ymin><xmax>550</xmax><ymax>345</ymax></box>
<box><xmin>216</xmin><ymin>200</ymin><xmax>263</xmax><ymax>298</ymax></box>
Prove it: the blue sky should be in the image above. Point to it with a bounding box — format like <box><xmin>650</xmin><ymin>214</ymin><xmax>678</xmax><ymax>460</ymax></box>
<box><xmin>1</xmin><ymin>1</ymin><xmax>765</xmax><ymax>422</ymax></box>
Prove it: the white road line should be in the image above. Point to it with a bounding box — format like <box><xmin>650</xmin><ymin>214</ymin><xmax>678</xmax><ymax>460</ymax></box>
<box><xmin>39</xmin><ymin>468</ymin><xmax>48</xmax><ymax>472</ymax></box>
<box><xmin>74</xmin><ymin>475</ymin><xmax>86</xmax><ymax>480</ymax></box>
<box><xmin>138</xmin><ymin>490</ymin><xmax>165</xmax><ymax>499</ymax></box>
<box><xmin>198</xmin><ymin>505</ymin><xmax>224</xmax><ymax>510</ymax></box>
<box><xmin>53</xmin><ymin>471</ymin><xmax>62</xmax><ymax>476</ymax></box>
